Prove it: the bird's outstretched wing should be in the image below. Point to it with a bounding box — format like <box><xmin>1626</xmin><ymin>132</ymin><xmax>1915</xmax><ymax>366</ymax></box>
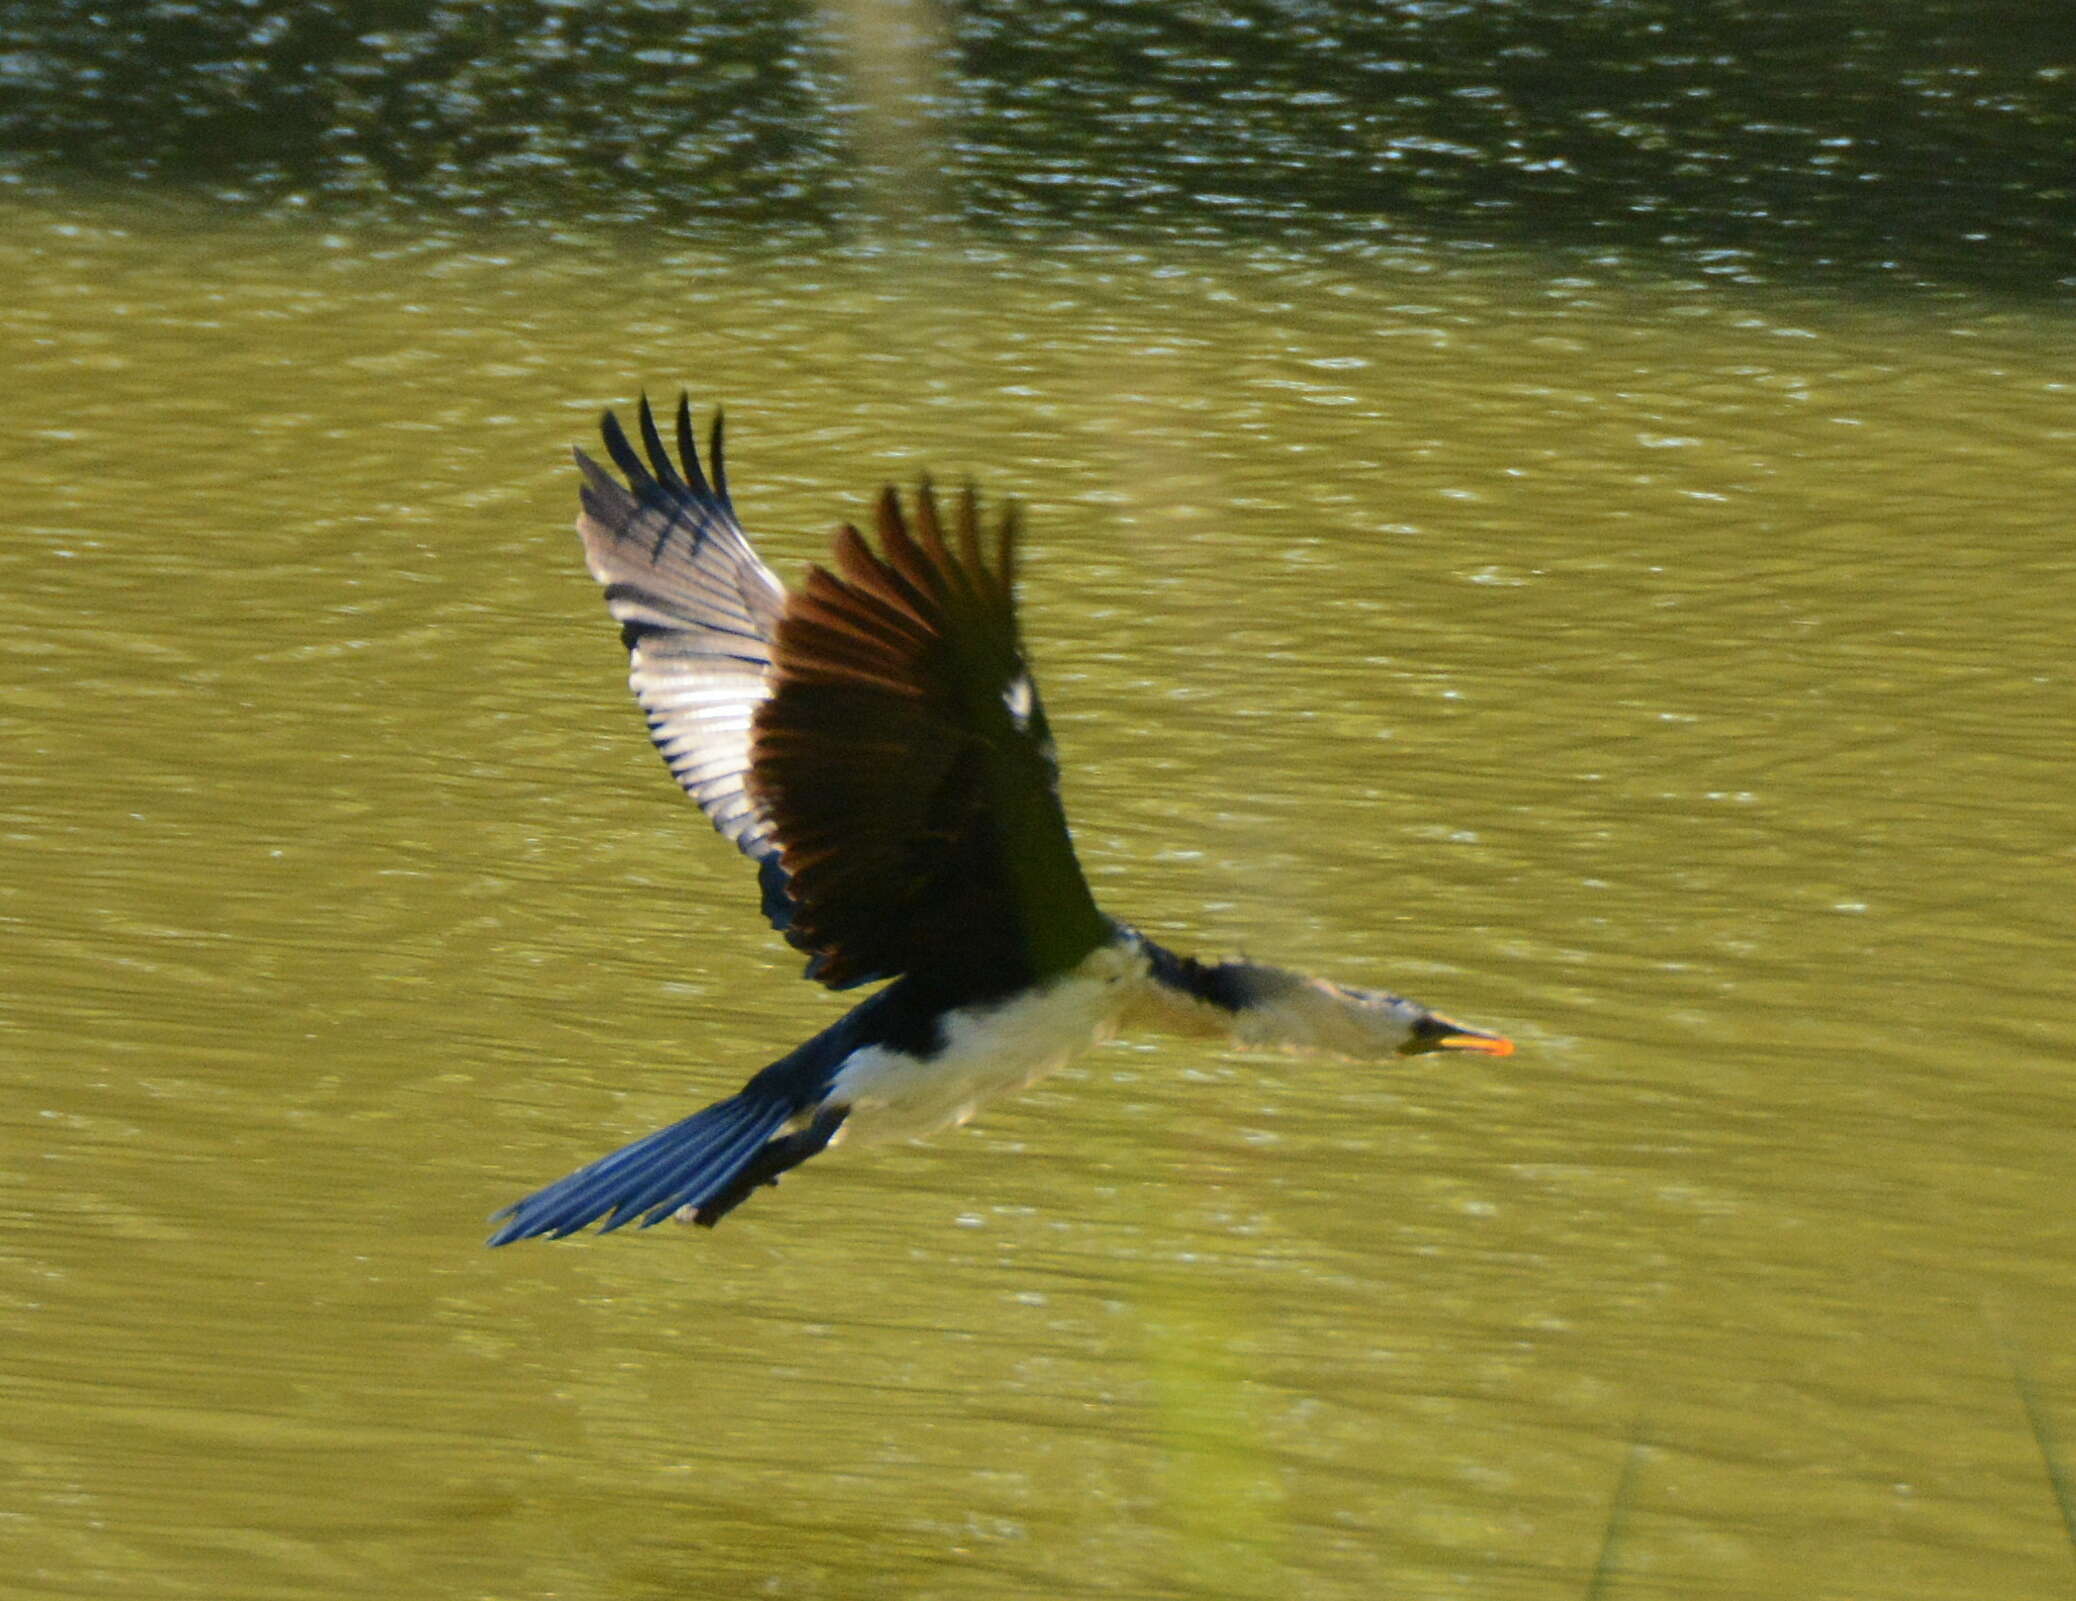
<box><xmin>751</xmin><ymin>484</ymin><xmax>1111</xmax><ymax>995</ymax></box>
<box><xmin>573</xmin><ymin>395</ymin><xmax>796</xmax><ymax>935</ymax></box>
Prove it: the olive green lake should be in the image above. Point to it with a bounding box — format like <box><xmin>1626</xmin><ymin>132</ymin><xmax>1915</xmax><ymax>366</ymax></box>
<box><xmin>3</xmin><ymin>199</ymin><xmax>2073</xmax><ymax>1598</ymax></box>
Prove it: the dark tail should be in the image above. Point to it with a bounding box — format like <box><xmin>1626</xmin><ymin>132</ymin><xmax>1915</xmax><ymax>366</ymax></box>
<box><xmin>487</xmin><ymin>1089</ymin><xmax>796</xmax><ymax>1245</ymax></box>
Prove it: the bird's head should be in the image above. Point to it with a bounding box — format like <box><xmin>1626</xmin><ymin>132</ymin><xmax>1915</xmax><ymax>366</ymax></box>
<box><xmin>1391</xmin><ymin>997</ymin><xmax>1516</xmax><ymax>1058</ymax></box>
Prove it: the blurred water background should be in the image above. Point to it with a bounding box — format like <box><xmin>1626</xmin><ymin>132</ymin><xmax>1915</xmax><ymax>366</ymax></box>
<box><xmin>3</xmin><ymin>4</ymin><xmax>2073</xmax><ymax>1597</ymax></box>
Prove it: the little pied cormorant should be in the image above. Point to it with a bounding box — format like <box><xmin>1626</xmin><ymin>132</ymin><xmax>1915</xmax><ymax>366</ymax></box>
<box><xmin>488</xmin><ymin>396</ymin><xmax>1511</xmax><ymax>1244</ymax></box>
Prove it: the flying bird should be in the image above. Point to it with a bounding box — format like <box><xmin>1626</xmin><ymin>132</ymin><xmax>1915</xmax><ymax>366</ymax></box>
<box><xmin>488</xmin><ymin>395</ymin><xmax>1511</xmax><ymax>1244</ymax></box>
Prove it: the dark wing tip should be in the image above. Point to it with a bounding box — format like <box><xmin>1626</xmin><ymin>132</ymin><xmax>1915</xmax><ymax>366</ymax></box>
<box><xmin>637</xmin><ymin>393</ymin><xmax>688</xmax><ymax>492</ymax></box>
<box><xmin>995</xmin><ymin>497</ymin><xmax>1020</xmax><ymax>594</ymax></box>
<box><xmin>599</xmin><ymin>404</ymin><xmax>648</xmax><ymax>488</ymax></box>
<box><xmin>670</xmin><ymin>390</ymin><xmax>717</xmax><ymax>497</ymax></box>
<box><xmin>599</xmin><ymin>391</ymin><xmax>730</xmax><ymax>504</ymax></box>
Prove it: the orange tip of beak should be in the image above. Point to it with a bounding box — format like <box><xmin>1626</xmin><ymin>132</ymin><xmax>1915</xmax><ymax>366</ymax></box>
<box><xmin>1441</xmin><ymin>1031</ymin><xmax>1514</xmax><ymax>1057</ymax></box>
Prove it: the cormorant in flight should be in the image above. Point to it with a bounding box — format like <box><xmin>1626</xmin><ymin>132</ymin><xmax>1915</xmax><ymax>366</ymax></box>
<box><xmin>489</xmin><ymin>396</ymin><xmax>1510</xmax><ymax>1244</ymax></box>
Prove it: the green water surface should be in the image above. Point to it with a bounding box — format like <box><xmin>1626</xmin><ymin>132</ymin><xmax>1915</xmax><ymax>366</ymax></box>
<box><xmin>3</xmin><ymin>203</ymin><xmax>2073</xmax><ymax>1598</ymax></box>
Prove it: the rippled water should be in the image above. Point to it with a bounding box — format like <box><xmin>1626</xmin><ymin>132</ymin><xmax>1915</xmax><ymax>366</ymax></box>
<box><xmin>5</xmin><ymin>2</ymin><xmax>2071</xmax><ymax>292</ymax></box>
<box><xmin>4</xmin><ymin>202</ymin><xmax>2073</xmax><ymax>1598</ymax></box>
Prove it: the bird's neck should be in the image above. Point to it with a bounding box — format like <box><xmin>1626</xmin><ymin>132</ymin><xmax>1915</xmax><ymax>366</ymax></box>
<box><xmin>1123</xmin><ymin>934</ymin><xmax>1408</xmax><ymax>1058</ymax></box>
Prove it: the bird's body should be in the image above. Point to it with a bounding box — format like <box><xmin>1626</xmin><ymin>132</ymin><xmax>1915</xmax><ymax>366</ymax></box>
<box><xmin>488</xmin><ymin>396</ymin><xmax>1510</xmax><ymax>1245</ymax></box>
<box><xmin>829</xmin><ymin>941</ymin><xmax>1143</xmax><ymax>1142</ymax></box>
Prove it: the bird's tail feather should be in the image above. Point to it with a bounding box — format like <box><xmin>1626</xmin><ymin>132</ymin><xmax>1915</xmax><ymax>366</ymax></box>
<box><xmin>488</xmin><ymin>1090</ymin><xmax>796</xmax><ymax>1246</ymax></box>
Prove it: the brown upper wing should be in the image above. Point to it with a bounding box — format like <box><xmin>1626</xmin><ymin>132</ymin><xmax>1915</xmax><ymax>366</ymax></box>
<box><xmin>750</xmin><ymin>484</ymin><xmax>1110</xmax><ymax>996</ymax></box>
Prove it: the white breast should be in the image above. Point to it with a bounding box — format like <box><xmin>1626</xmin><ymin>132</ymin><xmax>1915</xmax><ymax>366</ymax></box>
<box><xmin>829</xmin><ymin>943</ymin><xmax>1146</xmax><ymax>1143</ymax></box>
